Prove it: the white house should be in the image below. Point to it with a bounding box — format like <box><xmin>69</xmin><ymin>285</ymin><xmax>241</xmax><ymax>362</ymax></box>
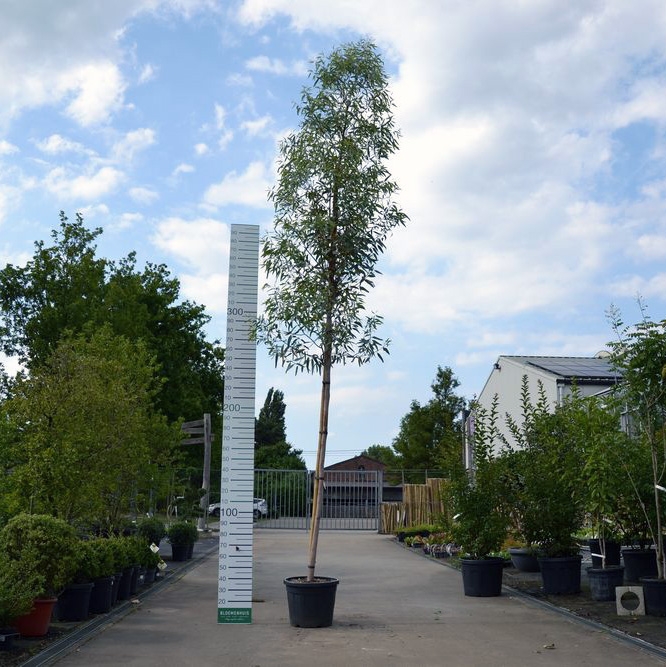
<box><xmin>465</xmin><ymin>354</ymin><xmax>621</xmax><ymax>465</ymax></box>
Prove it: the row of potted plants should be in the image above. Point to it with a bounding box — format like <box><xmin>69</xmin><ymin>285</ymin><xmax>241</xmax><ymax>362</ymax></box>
<box><xmin>0</xmin><ymin>513</ymin><xmax>200</xmax><ymax>646</ymax></box>
<box><xmin>395</xmin><ymin>374</ymin><xmax>666</xmax><ymax>613</ymax></box>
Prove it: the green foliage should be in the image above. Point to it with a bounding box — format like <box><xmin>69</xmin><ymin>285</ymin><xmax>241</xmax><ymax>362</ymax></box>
<box><xmin>451</xmin><ymin>401</ymin><xmax>509</xmax><ymax>559</ymax></box>
<box><xmin>167</xmin><ymin>521</ymin><xmax>198</xmax><ymax>546</ymax></box>
<box><xmin>0</xmin><ymin>554</ymin><xmax>44</xmax><ymax>626</ymax></box>
<box><xmin>392</xmin><ymin>366</ymin><xmax>467</xmax><ymax>478</ymax></box>
<box><xmin>136</xmin><ymin>517</ymin><xmax>167</xmax><ymax>546</ymax></box>
<box><xmin>255</xmin><ymin>39</ymin><xmax>407</xmax><ymax>374</ymax></box>
<box><xmin>254</xmin><ymin>388</ymin><xmax>306</xmax><ymax>469</ymax></box>
<box><xmin>361</xmin><ymin>445</ymin><xmax>401</xmax><ymax>468</ymax></box>
<box><xmin>504</xmin><ymin>381</ymin><xmax>585</xmax><ymax>557</ymax></box>
<box><xmin>255</xmin><ymin>388</ymin><xmax>287</xmax><ymax>448</ymax></box>
<box><xmin>254</xmin><ymin>40</ymin><xmax>406</xmax><ymax>579</ymax></box>
<box><xmin>0</xmin><ymin>513</ymin><xmax>79</xmax><ymax>597</ymax></box>
<box><xmin>106</xmin><ymin>537</ymin><xmax>132</xmax><ymax>572</ymax></box>
<box><xmin>0</xmin><ymin>211</ymin><xmax>225</xmax><ymax>427</ymax></box>
<box><xmin>3</xmin><ymin>328</ymin><xmax>179</xmax><ymax>528</ymax></box>
<box><xmin>608</xmin><ymin>302</ymin><xmax>666</xmax><ymax>575</ymax></box>
<box><xmin>77</xmin><ymin>538</ymin><xmax>116</xmax><ymax>580</ymax></box>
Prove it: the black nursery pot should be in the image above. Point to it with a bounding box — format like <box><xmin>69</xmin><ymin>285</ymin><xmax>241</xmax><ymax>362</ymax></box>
<box><xmin>587</xmin><ymin>566</ymin><xmax>624</xmax><ymax>601</ymax></box>
<box><xmin>538</xmin><ymin>555</ymin><xmax>582</xmax><ymax>595</ymax></box>
<box><xmin>284</xmin><ymin>576</ymin><xmax>339</xmax><ymax>628</ymax></box>
<box><xmin>460</xmin><ymin>558</ymin><xmax>504</xmax><ymax>597</ymax></box>
<box><xmin>57</xmin><ymin>581</ymin><xmax>94</xmax><ymax>621</ymax></box>
<box><xmin>622</xmin><ymin>549</ymin><xmax>658</xmax><ymax>583</ymax></box>
<box><xmin>587</xmin><ymin>539</ymin><xmax>621</xmax><ymax>568</ymax></box>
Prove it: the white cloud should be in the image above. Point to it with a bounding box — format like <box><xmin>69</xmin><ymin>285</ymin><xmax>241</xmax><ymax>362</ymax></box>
<box><xmin>214</xmin><ymin>103</ymin><xmax>233</xmax><ymax>149</ymax></box>
<box><xmin>195</xmin><ymin>142</ymin><xmax>210</xmax><ymax>156</ymax></box>
<box><xmin>172</xmin><ymin>162</ymin><xmax>195</xmax><ymax>176</ymax></box>
<box><xmin>113</xmin><ymin>212</ymin><xmax>144</xmax><ymax>230</ymax></box>
<box><xmin>112</xmin><ymin>127</ymin><xmax>156</xmax><ymax>162</ymax></box>
<box><xmin>129</xmin><ymin>186</ymin><xmax>159</xmax><ymax>204</ymax></box>
<box><xmin>226</xmin><ymin>72</ymin><xmax>253</xmax><ymax>87</ymax></box>
<box><xmin>152</xmin><ymin>216</ymin><xmax>231</xmax><ymax>311</ymax></box>
<box><xmin>60</xmin><ymin>62</ymin><xmax>126</xmax><ymax>127</ymax></box>
<box><xmin>203</xmin><ymin>161</ymin><xmax>272</xmax><ymax>209</ymax></box>
<box><xmin>241</xmin><ymin>115</ymin><xmax>272</xmax><ymax>137</ymax></box>
<box><xmin>35</xmin><ymin>134</ymin><xmax>90</xmax><ymax>155</ymax></box>
<box><xmin>138</xmin><ymin>63</ymin><xmax>157</xmax><ymax>83</ymax></box>
<box><xmin>245</xmin><ymin>55</ymin><xmax>307</xmax><ymax>76</ymax></box>
<box><xmin>0</xmin><ymin>140</ymin><xmax>18</xmax><ymax>155</ymax></box>
<box><xmin>44</xmin><ymin>165</ymin><xmax>124</xmax><ymax>200</ymax></box>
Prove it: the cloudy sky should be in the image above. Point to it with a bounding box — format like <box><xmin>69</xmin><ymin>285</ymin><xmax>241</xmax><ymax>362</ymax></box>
<box><xmin>2</xmin><ymin>0</ymin><xmax>666</xmax><ymax>468</ymax></box>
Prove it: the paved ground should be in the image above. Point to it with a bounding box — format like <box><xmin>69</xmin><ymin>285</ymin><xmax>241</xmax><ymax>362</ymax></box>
<box><xmin>53</xmin><ymin>530</ymin><xmax>666</xmax><ymax>667</ymax></box>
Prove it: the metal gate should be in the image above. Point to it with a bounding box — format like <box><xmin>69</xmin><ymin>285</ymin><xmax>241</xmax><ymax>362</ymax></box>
<box><xmin>253</xmin><ymin>468</ymin><xmax>381</xmax><ymax>531</ymax></box>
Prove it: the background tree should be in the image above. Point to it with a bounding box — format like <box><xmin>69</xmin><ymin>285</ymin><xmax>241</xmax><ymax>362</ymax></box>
<box><xmin>256</xmin><ymin>40</ymin><xmax>406</xmax><ymax>580</ymax></box>
<box><xmin>255</xmin><ymin>387</ymin><xmax>287</xmax><ymax>448</ymax></box>
<box><xmin>392</xmin><ymin>366</ymin><xmax>466</xmax><ymax>479</ymax></box>
<box><xmin>3</xmin><ymin>327</ymin><xmax>179</xmax><ymax>528</ymax></box>
<box><xmin>255</xmin><ymin>387</ymin><xmax>306</xmax><ymax>470</ymax></box>
<box><xmin>0</xmin><ymin>213</ymin><xmax>225</xmax><ymax>484</ymax></box>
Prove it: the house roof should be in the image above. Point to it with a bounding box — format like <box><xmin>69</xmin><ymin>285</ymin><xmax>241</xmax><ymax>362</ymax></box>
<box><xmin>501</xmin><ymin>355</ymin><xmax>621</xmax><ymax>382</ymax></box>
<box><xmin>324</xmin><ymin>454</ymin><xmax>386</xmax><ymax>471</ymax></box>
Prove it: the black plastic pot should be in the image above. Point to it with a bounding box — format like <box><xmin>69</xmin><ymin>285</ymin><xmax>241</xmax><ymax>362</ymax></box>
<box><xmin>171</xmin><ymin>543</ymin><xmax>189</xmax><ymax>562</ymax></box>
<box><xmin>143</xmin><ymin>567</ymin><xmax>157</xmax><ymax>584</ymax></box>
<box><xmin>284</xmin><ymin>576</ymin><xmax>339</xmax><ymax>627</ymax></box>
<box><xmin>129</xmin><ymin>565</ymin><xmax>141</xmax><ymax>595</ymax></box>
<box><xmin>460</xmin><ymin>558</ymin><xmax>504</xmax><ymax>597</ymax></box>
<box><xmin>508</xmin><ymin>547</ymin><xmax>540</xmax><ymax>572</ymax></box>
<box><xmin>116</xmin><ymin>566</ymin><xmax>134</xmax><ymax>601</ymax></box>
<box><xmin>622</xmin><ymin>549</ymin><xmax>657</xmax><ymax>583</ymax></box>
<box><xmin>57</xmin><ymin>582</ymin><xmax>94</xmax><ymax>621</ymax></box>
<box><xmin>640</xmin><ymin>578</ymin><xmax>666</xmax><ymax>616</ymax></box>
<box><xmin>538</xmin><ymin>555</ymin><xmax>582</xmax><ymax>595</ymax></box>
<box><xmin>89</xmin><ymin>576</ymin><xmax>114</xmax><ymax>614</ymax></box>
<box><xmin>587</xmin><ymin>539</ymin><xmax>621</xmax><ymax>568</ymax></box>
<box><xmin>587</xmin><ymin>566</ymin><xmax>624</xmax><ymax>601</ymax></box>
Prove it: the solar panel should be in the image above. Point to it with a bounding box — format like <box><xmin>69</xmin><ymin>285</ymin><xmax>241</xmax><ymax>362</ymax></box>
<box><xmin>509</xmin><ymin>356</ymin><xmax>620</xmax><ymax>380</ymax></box>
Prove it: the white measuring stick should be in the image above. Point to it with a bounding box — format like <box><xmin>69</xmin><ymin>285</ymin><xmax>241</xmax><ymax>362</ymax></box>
<box><xmin>217</xmin><ymin>224</ymin><xmax>259</xmax><ymax>624</ymax></box>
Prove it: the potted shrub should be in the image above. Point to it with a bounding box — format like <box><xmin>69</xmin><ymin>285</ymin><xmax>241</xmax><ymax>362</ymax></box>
<box><xmin>608</xmin><ymin>308</ymin><xmax>666</xmax><ymax>614</ymax></box>
<box><xmin>254</xmin><ymin>39</ymin><xmax>406</xmax><ymax>628</ymax></box>
<box><xmin>0</xmin><ymin>513</ymin><xmax>79</xmax><ymax>636</ymax></box>
<box><xmin>579</xmin><ymin>398</ymin><xmax>634</xmax><ymax>600</ymax></box>
<box><xmin>57</xmin><ymin>540</ymin><xmax>103</xmax><ymax>621</ymax></box>
<box><xmin>137</xmin><ymin>516</ymin><xmax>166</xmax><ymax>547</ymax></box>
<box><xmin>498</xmin><ymin>450</ymin><xmax>541</xmax><ymax>573</ymax></box>
<box><xmin>167</xmin><ymin>521</ymin><xmax>198</xmax><ymax>561</ymax></box>
<box><xmin>505</xmin><ymin>382</ymin><xmax>585</xmax><ymax>595</ymax></box>
<box><xmin>106</xmin><ymin>537</ymin><xmax>133</xmax><ymax>602</ymax></box>
<box><xmin>84</xmin><ymin>538</ymin><xmax>117</xmax><ymax>614</ymax></box>
<box><xmin>451</xmin><ymin>403</ymin><xmax>509</xmax><ymax>597</ymax></box>
<box><xmin>0</xmin><ymin>556</ymin><xmax>43</xmax><ymax>648</ymax></box>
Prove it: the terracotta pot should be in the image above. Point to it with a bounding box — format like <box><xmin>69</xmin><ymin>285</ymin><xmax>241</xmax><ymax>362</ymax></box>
<box><xmin>14</xmin><ymin>598</ymin><xmax>57</xmax><ymax>637</ymax></box>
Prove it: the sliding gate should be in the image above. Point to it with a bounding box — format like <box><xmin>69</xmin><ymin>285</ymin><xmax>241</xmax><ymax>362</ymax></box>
<box><xmin>253</xmin><ymin>469</ymin><xmax>381</xmax><ymax>531</ymax></box>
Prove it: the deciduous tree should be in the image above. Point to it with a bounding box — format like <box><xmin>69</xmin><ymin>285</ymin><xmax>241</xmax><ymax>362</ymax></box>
<box><xmin>256</xmin><ymin>40</ymin><xmax>406</xmax><ymax>580</ymax></box>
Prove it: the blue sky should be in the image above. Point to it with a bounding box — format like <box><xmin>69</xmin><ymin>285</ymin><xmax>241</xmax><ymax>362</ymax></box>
<box><xmin>2</xmin><ymin>1</ymin><xmax>666</xmax><ymax>469</ymax></box>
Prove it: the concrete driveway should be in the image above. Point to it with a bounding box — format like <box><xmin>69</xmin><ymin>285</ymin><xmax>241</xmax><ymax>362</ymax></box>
<box><xmin>56</xmin><ymin>530</ymin><xmax>666</xmax><ymax>666</ymax></box>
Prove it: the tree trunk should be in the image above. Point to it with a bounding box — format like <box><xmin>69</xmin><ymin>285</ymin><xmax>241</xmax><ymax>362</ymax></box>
<box><xmin>306</xmin><ymin>348</ymin><xmax>332</xmax><ymax>582</ymax></box>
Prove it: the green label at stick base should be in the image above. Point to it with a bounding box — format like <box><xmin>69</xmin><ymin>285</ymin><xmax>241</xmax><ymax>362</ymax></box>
<box><xmin>218</xmin><ymin>608</ymin><xmax>252</xmax><ymax>624</ymax></box>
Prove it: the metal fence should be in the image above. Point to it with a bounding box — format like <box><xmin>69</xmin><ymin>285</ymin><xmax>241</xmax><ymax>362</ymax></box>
<box><xmin>253</xmin><ymin>469</ymin><xmax>381</xmax><ymax>531</ymax></box>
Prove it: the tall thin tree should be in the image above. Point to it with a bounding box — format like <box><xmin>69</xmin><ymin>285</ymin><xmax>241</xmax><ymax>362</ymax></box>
<box><xmin>256</xmin><ymin>40</ymin><xmax>407</xmax><ymax>581</ymax></box>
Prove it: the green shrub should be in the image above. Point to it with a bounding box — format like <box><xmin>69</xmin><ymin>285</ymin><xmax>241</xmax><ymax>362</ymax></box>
<box><xmin>72</xmin><ymin>538</ymin><xmax>116</xmax><ymax>582</ymax></box>
<box><xmin>0</xmin><ymin>555</ymin><xmax>44</xmax><ymax>626</ymax></box>
<box><xmin>136</xmin><ymin>517</ymin><xmax>166</xmax><ymax>546</ymax></box>
<box><xmin>167</xmin><ymin>521</ymin><xmax>198</xmax><ymax>546</ymax></box>
<box><xmin>106</xmin><ymin>536</ymin><xmax>132</xmax><ymax>572</ymax></box>
<box><xmin>0</xmin><ymin>513</ymin><xmax>78</xmax><ymax>597</ymax></box>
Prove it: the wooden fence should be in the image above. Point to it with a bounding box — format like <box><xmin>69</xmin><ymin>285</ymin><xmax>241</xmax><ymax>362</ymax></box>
<box><xmin>380</xmin><ymin>478</ymin><xmax>452</xmax><ymax>534</ymax></box>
